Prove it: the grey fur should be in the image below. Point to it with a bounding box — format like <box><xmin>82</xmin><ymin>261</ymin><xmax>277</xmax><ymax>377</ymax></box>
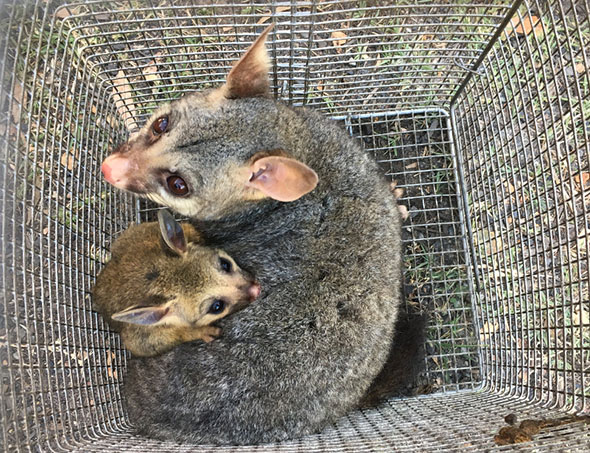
<box><xmin>105</xmin><ymin>30</ymin><xmax>403</xmax><ymax>444</ymax></box>
<box><xmin>120</xmin><ymin>100</ymin><xmax>403</xmax><ymax>444</ymax></box>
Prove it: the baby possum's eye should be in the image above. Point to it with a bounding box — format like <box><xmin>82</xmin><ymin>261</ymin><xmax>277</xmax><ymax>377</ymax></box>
<box><xmin>209</xmin><ymin>299</ymin><xmax>226</xmax><ymax>314</ymax></box>
<box><xmin>219</xmin><ymin>257</ymin><xmax>233</xmax><ymax>273</ymax></box>
<box><xmin>166</xmin><ymin>175</ymin><xmax>189</xmax><ymax>196</ymax></box>
<box><xmin>152</xmin><ymin>116</ymin><xmax>169</xmax><ymax>135</ymax></box>
<box><xmin>145</xmin><ymin>268</ymin><xmax>160</xmax><ymax>281</ymax></box>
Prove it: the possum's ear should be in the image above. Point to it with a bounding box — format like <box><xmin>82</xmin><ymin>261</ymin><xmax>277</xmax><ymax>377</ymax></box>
<box><xmin>157</xmin><ymin>209</ymin><xmax>187</xmax><ymax>255</ymax></box>
<box><xmin>224</xmin><ymin>24</ymin><xmax>273</xmax><ymax>99</ymax></box>
<box><xmin>245</xmin><ymin>155</ymin><xmax>318</xmax><ymax>202</ymax></box>
<box><xmin>112</xmin><ymin>304</ymin><xmax>170</xmax><ymax>326</ymax></box>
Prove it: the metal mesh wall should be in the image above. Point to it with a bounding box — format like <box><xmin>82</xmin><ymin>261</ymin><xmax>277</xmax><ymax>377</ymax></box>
<box><xmin>342</xmin><ymin>110</ymin><xmax>480</xmax><ymax>392</ymax></box>
<box><xmin>453</xmin><ymin>0</ymin><xmax>590</xmax><ymax>413</ymax></box>
<box><xmin>0</xmin><ymin>0</ymin><xmax>588</xmax><ymax>451</ymax></box>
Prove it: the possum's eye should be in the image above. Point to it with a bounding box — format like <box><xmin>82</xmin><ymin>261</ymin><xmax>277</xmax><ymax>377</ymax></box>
<box><xmin>219</xmin><ymin>257</ymin><xmax>233</xmax><ymax>273</ymax></box>
<box><xmin>208</xmin><ymin>299</ymin><xmax>226</xmax><ymax>314</ymax></box>
<box><xmin>152</xmin><ymin>116</ymin><xmax>169</xmax><ymax>134</ymax></box>
<box><xmin>166</xmin><ymin>175</ymin><xmax>189</xmax><ymax>196</ymax></box>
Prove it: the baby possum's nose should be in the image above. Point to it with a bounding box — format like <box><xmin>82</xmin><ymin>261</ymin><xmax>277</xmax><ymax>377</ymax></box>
<box><xmin>102</xmin><ymin>154</ymin><xmax>131</xmax><ymax>188</ymax></box>
<box><xmin>247</xmin><ymin>282</ymin><xmax>261</xmax><ymax>301</ymax></box>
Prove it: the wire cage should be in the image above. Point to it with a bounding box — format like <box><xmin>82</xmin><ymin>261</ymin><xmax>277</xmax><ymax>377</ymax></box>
<box><xmin>0</xmin><ymin>0</ymin><xmax>589</xmax><ymax>451</ymax></box>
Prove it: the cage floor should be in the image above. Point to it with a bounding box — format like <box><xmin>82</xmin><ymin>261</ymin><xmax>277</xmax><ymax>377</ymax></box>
<box><xmin>62</xmin><ymin>391</ymin><xmax>590</xmax><ymax>452</ymax></box>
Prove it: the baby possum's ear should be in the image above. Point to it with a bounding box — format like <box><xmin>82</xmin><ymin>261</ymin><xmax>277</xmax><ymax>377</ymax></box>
<box><xmin>157</xmin><ymin>209</ymin><xmax>187</xmax><ymax>255</ymax></box>
<box><xmin>223</xmin><ymin>24</ymin><xmax>274</xmax><ymax>99</ymax></box>
<box><xmin>112</xmin><ymin>300</ymin><xmax>189</xmax><ymax>327</ymax></box>
<box><xmin>245</xmin><ymin>155</ymin><xmax>319</xmax><ymax>202</ymax></box>
<box><xmin>112</xmin><ymin>304</ymin><xmax>170</xmax><ymax>326</ymax></box>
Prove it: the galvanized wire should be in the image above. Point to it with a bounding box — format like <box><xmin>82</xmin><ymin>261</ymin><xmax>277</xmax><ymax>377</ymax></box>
<box><xmin>454</xmin><ymin>0</ymin><xmax>590</xmax><ymax>414</ymax></box>
<box><xmin>0</xmin><ymin>0</ymin><xmax>588</xmax><ymax>451</ymax></box>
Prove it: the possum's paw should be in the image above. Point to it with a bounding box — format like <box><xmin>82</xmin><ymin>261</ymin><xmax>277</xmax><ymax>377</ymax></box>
<box><xmin>389</xmin><ymin>181</ymin><xmax>409</xmax><ymax>220</ymax></box>
<box><xmin>397</xmin><ymin>205</ymin><xmax>409</xmax><ymax>220</ymax></box>
<box><xmin>200</xmin><ymin>326</ymin><xmax>222</xmax><ymax>343</ymax></box>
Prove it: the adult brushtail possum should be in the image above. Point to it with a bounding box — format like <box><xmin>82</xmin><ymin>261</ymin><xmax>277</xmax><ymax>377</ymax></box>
<box><xmin>101</xmin><ymin>25</ymin><xmax>404</xmax><ymax>444</ymax></box>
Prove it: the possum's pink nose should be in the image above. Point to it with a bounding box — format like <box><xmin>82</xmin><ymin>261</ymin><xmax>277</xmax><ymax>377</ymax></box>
<box><xmin>102</xmin><ymin>155</ymin><xmax>130</xmax><ymax>188</ymax></box>
<box><xmin>248</xmin><ymin>282</ymin><xmax>261</xmax><ymax>301</ymax></box>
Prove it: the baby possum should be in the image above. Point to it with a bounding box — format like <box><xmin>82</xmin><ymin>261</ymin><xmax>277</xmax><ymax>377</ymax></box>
<box><xmin>92</xmin><ymin>209</ymin><xmax>261</xmax><ymax>357</ymax></box>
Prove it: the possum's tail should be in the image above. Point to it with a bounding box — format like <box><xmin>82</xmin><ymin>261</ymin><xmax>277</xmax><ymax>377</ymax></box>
<box><xmin>358</xmin><ymin>308</ymin><xmax>427</xmax><ymax>408</ymax></box>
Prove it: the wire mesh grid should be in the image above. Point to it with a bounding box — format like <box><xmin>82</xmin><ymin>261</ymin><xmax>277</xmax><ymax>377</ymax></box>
<box><xmin>453</xmin><ymin>0</ymin><xmax>590</xmax><ymax>413</ymax></box>
<box><xmin>43</xmin><ymin>392</ymin><xmax>590</xmax><ymax>452</ymax></box>
<box><xmin>10</xmin><ymin>0</ymin><xmax>517</xmax><ymax>127</ymax></box>
<box><xmin>341</xmin><ymin>110</ymin><xmax>479</xmax><ymax>392</ymax></box>
<box><xmin>0</xmin><ymin>0</ymin><xmax>589</xmax><ymax>451</ymax></box>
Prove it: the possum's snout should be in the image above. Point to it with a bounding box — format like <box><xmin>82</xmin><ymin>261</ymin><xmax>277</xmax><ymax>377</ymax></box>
<box><xmin>102</xmin><ymin>154</ymin><xmax>131</xmax><ymax>188</ymax></box>
<box><xmin>247</xmin><ymin>282</ymin><xmax>261</xmax><ymax>301</ymax></box>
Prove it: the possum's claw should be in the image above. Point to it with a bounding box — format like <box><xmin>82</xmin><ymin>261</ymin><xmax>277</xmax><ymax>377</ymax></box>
<box><xmin>398</xmin><ymin>204</ymin><xmax>409</xmax><ymax>221</ymax></box>
<box><xmin>200</xmin><ymin>326</ymin><xmax>222</xmax><ymax>343</ymax></box>
<box><xmin>390</xmin><ymin>181</ymin><xmax>409</xmax><ymax>220</ymax></box>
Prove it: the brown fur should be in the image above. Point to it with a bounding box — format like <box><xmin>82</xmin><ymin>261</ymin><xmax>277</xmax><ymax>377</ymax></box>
<box><xmin>92</xmin><ymin>220</ymin><xmax>258</xmax><ymax>357</ymax></box>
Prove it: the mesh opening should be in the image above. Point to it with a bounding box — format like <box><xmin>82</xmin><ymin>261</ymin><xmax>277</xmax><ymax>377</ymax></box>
<box><xmin>1</xmin><ymin>0</ymin><xmax>589</xmax><ymax>451</ymax></box>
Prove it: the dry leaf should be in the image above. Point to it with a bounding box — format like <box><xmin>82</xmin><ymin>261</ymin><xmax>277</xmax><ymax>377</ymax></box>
<box><xmin>105</xmin><ymin>114</ymin><xmax>117</xmax><ymax>128</ymax></box>
<box><xmin>11</xmin><ymin>81</ymin><xmax>23</xmax><ymax>123</ymax></box>
<box><xmin>60</xmin><ymin>153</ymin><xmax>74</xmax><ymax>171</ymax></box>
<box><xmin>474</xmin><ymin>228</ymin><xmax>503</xmax><ymax>253</ymax></box>
<box><xmin>572</xmin><ymin>306</ymin><xmax>590</xmax><ymax>326</ymax></box>
<box><xmin>331</xmin><ymin>31</ymin><xmax>348</xmax><ymax>51</ymax></box>
<box><xmin>506</xmin><ymin>182</ymin><xmax>516</xmax><ymax>194</ymax></box>
<box><xmin>144</xmin><ymin>59</ymin><xmax>160</xmax><ymax>84</ymax></box>
<box><xmin>112</xmin><ymin>71</ymin><xmax>138</xmax><ymax>130</ymax></box>
<box><xmin>479</xmin><ymin>321</ymin><xmax>499</xmax><ymax>341</ymax></box>
<box><xmin>144</xmin><ymin>61</ymin><xmax>158</xmax><ymax>74</ymax></box>
<box><xmin>575</xmin><ymin>63</ymin><xmax>585</xmax><ymax>74</ymax></box>
<box><xmin>60</xmin><ymin>148</ymin><xmax>79</xmax><ymax>171</ymax></box>
<box><xmin>390</xmin><ymin>181</ymin><xmax>404</xmax><ymax>197</ymax></box>
<box><xmin>71</xmin><ymin>351</ymin><xmax>89</xmax><ymax>366</ymax></box>
<box><xmin>573</xmin><ymin>172</ymin><xmax>590</xmax><ymax>190</ymax></box>
<box><xmin>43</xmin><ymin>227</ymin><xmax>49</xmax><ymax>235</ymax></box>
<box><xmin>509</xmin><ymin>15</ymin><xmax>543</xmax><ymax>37</ymax></box>
<box><xmin>405</xmin><ymin>162</ymin><xmax>418</xmax><ymax>169</ymax></box>
<box><xmin>491</xmin><ymin>234</ymin><xmax>503</xmax><ymax>254</ymax></box>
<box><xmin>107</xmin><ymin>367</ymin><xmax>118</xmax><ymax>380</ymax></box>
<box><xmin>55</xmin><ymin>6</ymin><xmax>78</xmax><ymax>19</ymax></box>
<box><xmin>258</xmin><ymin>5</ymin><xmax>290</xmax><ymax>24</ymax></box>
